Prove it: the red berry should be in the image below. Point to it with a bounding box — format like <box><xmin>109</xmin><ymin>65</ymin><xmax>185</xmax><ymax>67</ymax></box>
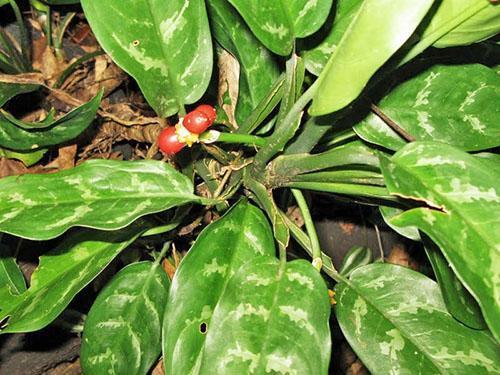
<box><xmin>158</xmin><ymin>126</ymin><xmax>185</xmax><ymax>155</ymax></box>
<box><xmin>195</xmin><ymin>104</ymin><xmax>216</xmax><ymax>124</ymax></box>
<box><xmin>183</xmin><ymin>110</ymin><xmax>211</xmax><ymax>134</ymax></box>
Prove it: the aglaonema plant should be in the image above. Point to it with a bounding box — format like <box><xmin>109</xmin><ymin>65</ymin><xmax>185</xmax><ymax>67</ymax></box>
<box><xmin>0</xmin><ymin>0</ymin><xmax>499</xmax><ymax>373</ymax></box>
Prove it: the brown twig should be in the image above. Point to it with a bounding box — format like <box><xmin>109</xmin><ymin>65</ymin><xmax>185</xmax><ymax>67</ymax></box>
<box><xmin>370</xmin><ymin>103</ymin><xmax>416</xmax><ymax>142</ymax></box>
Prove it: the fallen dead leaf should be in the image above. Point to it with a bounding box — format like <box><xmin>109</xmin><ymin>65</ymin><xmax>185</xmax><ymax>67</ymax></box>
<box><xmin>217</xmin><ymin>49</ymin><xmax>239</xmax><ymax>129</ymax></box>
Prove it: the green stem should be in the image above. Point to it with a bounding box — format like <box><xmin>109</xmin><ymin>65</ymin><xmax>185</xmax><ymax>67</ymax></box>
<box><xmin>212</xmin><ymin>132</ymin><xmax>267</xmax><ymax>148</ymax></box>
<box><xmin>291</xmin><ymin>189</ymin><xmax>322</xmax><ymax>270</ymax></box>
<box><xmin>285</xmin><ymin>181</ymin><xmax>397</xmax><ymax>201</ymax></box>
<box><xmin>236</xmin><ymin>74</ymin><xmax>285</xmax><ymax>135</ymax></box>
<box><xmin>245</xmin><ymin>176</ymin><xmax>289</xmax><ymax>264</ymax></box>
<box><xmin>267</xmin><ymin>141</ymin><xmax>379</xmax><ymax>187</ymax></box>
<box><xmin>280</xmin><ymin>211</ymin><xmax>340</xmax><ymax>280</ymax></box>
<box><xmin>154</xmin><ymin>241</ymin><xmax>172</xmax><ymax>265</ymax></box>
<box><xmin>253</xmin><ymin>79</ymin><xmax>320</xmax><ymax>169</ymax></box>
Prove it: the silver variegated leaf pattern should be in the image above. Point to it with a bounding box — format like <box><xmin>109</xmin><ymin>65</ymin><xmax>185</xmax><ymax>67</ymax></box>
<box><xmin>380</xmin><ymin>141</ymin><xmax>500</xmax><ymax>341</ymax></box>
<box><xmin>81</xmin><ymin>261</ymin><xmax>170</xmax><ymax>375</ymax></box>
<box><xmin>81</xmin><ymin>0</ymin><xmax>212</xmax><ymax>117</ymax></box>
<box><xmin>0</xmin><ymin>222</ymin><xmax>147</xmax><ymax>334</ymax></box>
<box><xmin>162</xmin><ymin>201</ymin><xmax>276</xmax><ymax>374</ymax></box>
<box><xmin>200</xmin><ymin>257</ymin><xmax>331</xmax><ymax>374</ymax></box>
<box><xmin>355</xmin><ymin>64</ymin><xmax>500</xmax><ymax>151</ymax></box>
<box><xmin>227</xmin><ymin>0</ymin><xmax>333</xmax><ymax>56</ymax></box>
<box><xmin>0</xmin><ymin>160</ymin><xmax>197</xmax><ymax>240</ymax></box>
<box><xmin>336</xmin><ymin>264</ymin><xmax>500</xmax><ymax>374</ymax></box>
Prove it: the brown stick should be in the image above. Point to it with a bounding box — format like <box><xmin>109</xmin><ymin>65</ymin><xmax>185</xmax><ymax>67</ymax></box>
<box><xmin>370</xmin><ymin>103</ymin><xmax>416</xmax><ymax>142</ymax></box>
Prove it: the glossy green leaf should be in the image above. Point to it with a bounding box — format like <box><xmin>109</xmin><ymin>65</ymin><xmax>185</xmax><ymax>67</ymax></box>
<box><xmin>0</xmin><ymin>159</ymin><xmax>197</xmax><ymax>240</ymax></box>
<box><xmin>81</xmin><ymin>261</ymin><xmax>170</xmax><ymax>375</ymax></box>
<box><xmin>0</xmin><ymin>222</ymin><xmax>147</xmax><ymax>333</ymax></box>
<box><xmin>0</xmin><ymin>80</ymin><xmax>40</xmax><ymax>107</ymax></box>
<box><xmin>199</xmin><ymin>257</ymin><xmax>331</xmax><ymax>374</ymax></box>
<box><xmin>0</xmin><ymin>244</ymin><xmax>26</xmax><ymax>296</ymax></box>
<box><xmin>380</xmin><ymin>141</ymin><xmax>500</xmax><ymax>341</ymax></box>
<box><xmin>425</xmin><ymin>240</ymin><xmax>486</xmax><ymax>330</ymax></box>
<box><xmin>1</xmin><ymin>108</ymin><xmax>56</xmax><ymax>129</ymax></box>
<box><xmin>162</xmin><ymin>201</ymin><xmax>276</xmax><ymax>374</ymax></box>
<box><xmin>0</xmin><ymin>1</ymin><xmax>9</xmax><ymax>7</ymax></box>
<box><xmin>380</xmin><ymin>206</ymin><xmax>420</xmax><ymax>241</ymax></box>
<box><xmin>400</xmin><ymin>0</ymin><xmax>498</xmax><ymax>65</ymax></box>
<box><xmin>81</xmin><ymin>0</ymin><xmax>212</xmax><ymax>117</ymax></box>
<box><xmin>207</xmin><ymin>0</ymin><xmax>279</xmax><ymax>125</ymax></box>
<box><xmin>302</xmin><ymin>0</ymin><xmax>363</xmax><ymax>75</ymax></box>
<box><xmin>228</xmin><ymin>0</ymin><xmax>333</xmax><ymax>56</ymax></box>
<box><xmin>336</xmin><ymin>264</ymin><xmax>499</xmax><ymax>374</ymax></box>
<box><xmin>0</xmin><ymin>148</ymin><xmax>47</xmax><ymax>166</ymax></box>
<box><xmin>310</xmin><ymin>0</ymin><xmax>435</xmax><ymax>115</ymax></box>
<box><xmin>339</xmin><ymin>246</ymin><xmax>373</xmax><ymax>277</ymax></box>
<box><xmin>0</xmin><ymin>91</ymin><xmax>102</xmax><ymax>151</ymax></box>
<box><xmin>355</xmin><ymin>64</ymin><xmax>500</xmax><ymax>151</ymax></box>
<box><xmin>434</xmin><ymin>4</ymin><xmax>500</xmax><ymax>48</ymax></box>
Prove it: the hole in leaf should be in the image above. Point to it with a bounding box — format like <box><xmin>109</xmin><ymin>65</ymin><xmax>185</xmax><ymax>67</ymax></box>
<box><xmin>199</xmin><ymin>322</ymin><xmax>207</xmax><ymax>334</ymax></box>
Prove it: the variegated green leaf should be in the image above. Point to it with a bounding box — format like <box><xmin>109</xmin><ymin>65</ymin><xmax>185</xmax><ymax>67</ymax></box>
<box><xmin>81</xmin><ymin>261</ymin><xmax>170</xmax><ymax>375</ymax></box>
<box><xmin>434</xmin><ymin>4</ymin><xmax>500</xmax><ymax>48</ymax></box>
<box><xmin>355</xmin><ymin>64</ymin><xmax>500</xmax><ymax>151</ymax></box>
<box><xmin>0</xmin><ymin>222</ymin><xmax>147</xmax><ymax>333</ymax></box>
<box><xmin>81</xmin><ymin>0</ymin><xmax>212</xmax><ymax>117</ymax></box>
<box><xmin>425</xmin><ymin>240</ymin><xmax>486</xmax><ymax>330</ymax></box>
<box><xmin>162</xmin><ymin>200</ymin><xmax>276</xmax><ymax>374</ymax></box>
<box><xmin>336</xmin><ymin>264</ymin><xmax>499</xmax><ymax>374</ymax></box>
<box><xmin>206</xmin><ymin>0</ymin><xmax>279</xmax><ymax>125</ymax></box>
<box><xmin>400</xmin><ymin>0</ymin><xmax>499</xmax><ymax>65</ymax></box>
<box><xmin>379</xmin><ymin>141</ymin><xmax>500</xmax><ymax>341</ymax></box>
<box><xmin>200</xmin><ymin>257</ymin><xmax>331</xmax><ymax>374</ymax></box>
<box><xmin>302</xmin><ymin>0</ymin><xmax>363</xmax><ymax>76</ymax></box>
<box><xmin>0</xmin><ymin>91</ymin><xmax>102</xmax><ymax>151</ymax></box>
<box><xmin>0</xmin><ymin>159</ymin><xmax>197</xmax><ymax>240</ymax></box>
<box><xmin>227</xmin><ymin>0</ymin><xmax>333</xmax><ymax>56</ymax></box>
<box><xmin>310</xmin><ymin>0</ymin><xmax>435</xmax><ymax>115</ymax></box>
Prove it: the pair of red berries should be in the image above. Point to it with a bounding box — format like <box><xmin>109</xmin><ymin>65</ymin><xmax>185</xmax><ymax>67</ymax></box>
<box><xmin>158</xmin><ymin>104</ymin><xmax>216</xmax><ymax>156</ymax></box>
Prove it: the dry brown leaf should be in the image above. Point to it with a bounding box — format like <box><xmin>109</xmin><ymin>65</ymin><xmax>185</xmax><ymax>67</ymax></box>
<box><xmin>161</xmin><ymin>259</ymin><xmax>177</xmax><ymax>281</ymax></box>
<box><xmin>151</xmin><ymin>358</ymin><xmax>165</xmax><ymax>375</ymax></box>
<box><xmin>387</xmin><ymin>244</ymin><xmax>419</xmax><ymax>271</ymax></box>
<box><xmin>46</xmin><ymin>144</ymin><xmax>77</xmax><ymax>170</ymax></box>
<box><xmin>217</xmin><ymin>49</ymin><xmax>239</xmax><ymax>128</ymax></box>
<box><xmin>0</xmin><ymin>157</ymin><xmax>28</xmax><ymax>178</ymax></box>
<box><xmin>0</xmin><ymin>72</ymin><xmax>44</xmax><ymax>85</ymax></box>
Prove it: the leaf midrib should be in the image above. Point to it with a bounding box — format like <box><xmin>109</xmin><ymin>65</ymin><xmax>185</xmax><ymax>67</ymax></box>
<box><xmin>145</xmin><ymin>0</ymin><xmax>183</xmax><ymax>112</ymax></box>
<box><xmin>1</xmin><ymin>192</ymin><xmax>196</xmax><ymax>209</ymax></box>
